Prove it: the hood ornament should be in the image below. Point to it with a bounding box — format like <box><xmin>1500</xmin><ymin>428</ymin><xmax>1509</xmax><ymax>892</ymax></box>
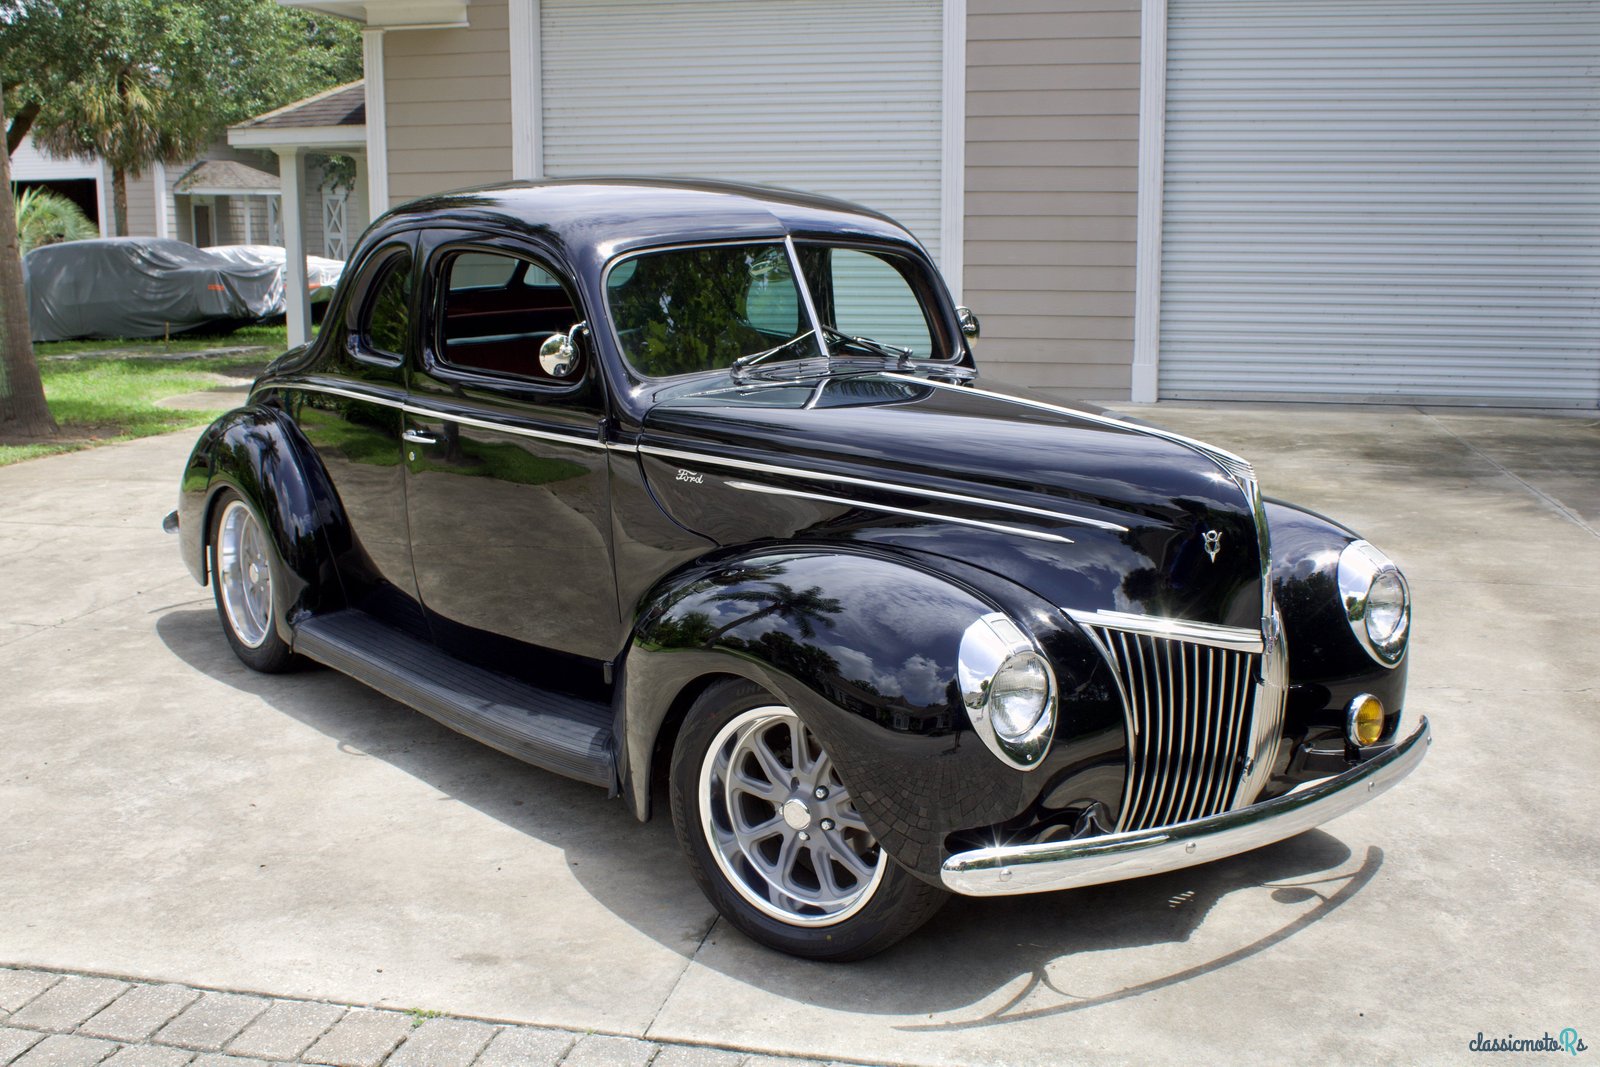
<box><xmin>1202</xmin><ymin>530</ymin><xmax>1223</xmax><ymax>563</ymax></box>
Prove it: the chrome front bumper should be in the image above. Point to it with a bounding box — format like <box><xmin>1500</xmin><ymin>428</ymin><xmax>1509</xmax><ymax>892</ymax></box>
<box><xmin>940</xmin><ymin>717</ymin><xmax>1431</xmax><ymax>897</ymax></box>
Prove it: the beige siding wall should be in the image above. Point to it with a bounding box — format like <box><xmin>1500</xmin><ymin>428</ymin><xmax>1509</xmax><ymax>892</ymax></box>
<box><xmin>384</xmin><ymin>0</ymin><xmax>514</xmax><ymax>203</ymax></box>
<box><xmin>119</xmin><ymin>168</ymin><xmax>159</xmax><ymax>236</ymax></box>
<box><xmin>963</xmin><ymin>0</ymin><xmax>1140</xmax><ymax>401</ymax></box>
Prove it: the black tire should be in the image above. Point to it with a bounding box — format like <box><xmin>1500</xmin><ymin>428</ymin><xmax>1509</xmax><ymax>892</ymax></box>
<box><xmin>669</xmin><ymin>678</ymin><xmax>947</xmax><ymax>961</ymax></box>
<box><xmin>208</xmin><ymin>489</ymin><xmax>298</xmax><ymax>674</ymax></box>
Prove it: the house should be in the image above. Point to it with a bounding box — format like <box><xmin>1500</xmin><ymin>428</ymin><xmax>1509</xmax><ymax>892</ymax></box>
<box><xmin>269</xmin><ymin>0</ymin><xmax>1599</xmax><ymax>408</ymax></box>
<box><xmin>11</xmin><ymin>126</ymin><xmax>362</xmax><ymax>263</ymax></box>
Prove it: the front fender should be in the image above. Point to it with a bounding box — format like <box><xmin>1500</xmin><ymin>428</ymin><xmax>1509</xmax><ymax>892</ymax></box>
<box><xmin>177</xmin><ymin>405</ymin><xmax>347</xmax><ymax>641</ymax></box>
<box><xmin>621</xmin><ymin>546</ymin><xmax>1053</xmax><ymax>879</ymax></box>
<box><xmin>1266</xmin><ymin>500</ymin><xmax>1410</xmax><ymax>786</ymax></box>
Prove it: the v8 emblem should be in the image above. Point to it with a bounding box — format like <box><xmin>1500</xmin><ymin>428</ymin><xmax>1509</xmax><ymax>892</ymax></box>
<box><xmin>1202</xmin><ymin>529</ymin><xmax>1223</xmax><ymax>562</ymax></box>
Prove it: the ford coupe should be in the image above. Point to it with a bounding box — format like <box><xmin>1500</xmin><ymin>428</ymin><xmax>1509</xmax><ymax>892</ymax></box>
<box><xmin>169</xmin><ymin>179</ymin><xmax>1430</xmax><ymax>960</ymax></box>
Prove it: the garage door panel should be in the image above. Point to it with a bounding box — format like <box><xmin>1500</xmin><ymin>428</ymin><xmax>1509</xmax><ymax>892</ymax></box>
<box><xmin>541</xmin><ymin>0</ymin><xmax>944</xmax><ymax>265</ymax></box>
<box><xmin>1160</xmin><ymin>0</ymin><xmax>1600</xmax><ymax>405</ymax></box>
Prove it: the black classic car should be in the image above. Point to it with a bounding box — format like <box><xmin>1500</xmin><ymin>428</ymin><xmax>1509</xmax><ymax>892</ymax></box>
<box><xmin>169</xmin><ymin>179</ymin><xmax>1429</xmax><ymax>960</ymax></box>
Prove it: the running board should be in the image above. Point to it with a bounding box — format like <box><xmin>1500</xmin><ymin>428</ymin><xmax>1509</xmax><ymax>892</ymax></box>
<box><xmin>293</xmin><ymin>610</ymin><xmax>615</xmax><ymax>789</ymax></box>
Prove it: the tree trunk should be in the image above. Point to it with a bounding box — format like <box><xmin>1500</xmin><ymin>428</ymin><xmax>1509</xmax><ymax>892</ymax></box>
<box><xmin>112</xmin><ymin>166</ymin><xmax>128</xmax><ymax>237</ymax></box>
<box><xmin>0</xmin><ymin>87</ymin><xmax>56</xmax><ymax>441</ymax></box>
<box><xmin>5</xmin><ymin>98</ymin><xmax>40</xmax><ymax>156</ymax></box>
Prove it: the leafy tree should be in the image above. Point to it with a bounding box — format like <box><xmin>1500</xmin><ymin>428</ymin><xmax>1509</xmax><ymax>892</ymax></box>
<box><xmin>0</xmin><ymin>0</ymin><xmax>359</xmax><ymax>441</ymax></box>
<box><xmin>1</xmin><ymin>0</ymin><xmax>361</xmax><ymax>235</ymax></box>
<box><xmin>15</xmin><ymin>185</ymin><xmax>96</xmax><ymax>254</ymax></box>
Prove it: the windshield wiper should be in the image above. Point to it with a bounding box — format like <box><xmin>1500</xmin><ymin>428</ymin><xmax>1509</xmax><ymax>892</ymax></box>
<box><xmin>730</xmin><ymin>330</ymin><xmax>820</xmax><ymax>380</ymax></box>
<box><xmin>820</xmin><ymin>324</ymin><xmax>913</xmax><ymax>365</ymax></box>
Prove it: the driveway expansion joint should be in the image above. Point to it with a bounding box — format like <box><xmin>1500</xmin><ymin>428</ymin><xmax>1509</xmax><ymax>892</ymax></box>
<box><xmin>0</xmin><ymin>968</ymin><xmax>880</xmax><ymax>1067</ymax></box>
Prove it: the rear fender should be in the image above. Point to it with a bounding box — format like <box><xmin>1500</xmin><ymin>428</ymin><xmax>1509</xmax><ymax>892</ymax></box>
<box><xmin>178</xmin><ymin>405</ymin><xmax>347</xmax><ymax>641</ymax></box>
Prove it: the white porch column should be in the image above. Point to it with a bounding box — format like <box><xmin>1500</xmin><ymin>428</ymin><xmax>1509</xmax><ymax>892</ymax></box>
<box><xmin>362</xmin><ymin>30</ymin><xmax>390</xmax><ymax>215</ymax></box>
<box><xmin>276</xmin><ymin>147</ymin><xmax>312</xmax><ymax>347</ymax></box>
<box><xmin>153</xmin><ymin>161</ymin><xmax>171</xmax><ymax>239</ymax></box>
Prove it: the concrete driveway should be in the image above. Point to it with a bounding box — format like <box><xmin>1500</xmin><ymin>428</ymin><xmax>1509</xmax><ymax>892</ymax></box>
<box><xmin>1</xmin><ymin>404</ymin><xmax>1596</xmax><ymax>1066</ymax></box>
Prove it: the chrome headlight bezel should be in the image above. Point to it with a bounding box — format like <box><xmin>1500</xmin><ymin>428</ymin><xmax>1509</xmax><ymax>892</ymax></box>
<box><xmin>958</xmin><ymin>612</ymin><xmax>1057</xmax><ymax>770</ymax></box>
<box><xmin>1336</xmin><ymin>540</ymin><xmax>1411</xmax><ymax>668</ymax></box>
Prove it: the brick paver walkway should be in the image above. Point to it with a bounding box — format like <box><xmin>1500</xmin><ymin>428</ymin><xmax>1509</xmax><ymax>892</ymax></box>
<box><xmin>0</xmin><ymin>968</ymin><xmax>863</xmax><ymax>1067</ymax></box>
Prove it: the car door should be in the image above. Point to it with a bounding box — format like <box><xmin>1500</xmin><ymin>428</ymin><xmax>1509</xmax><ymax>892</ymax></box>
<box><xmin>402</xmin><ymin>232</ymin><xmax>619</xmax><ymax>668</ymax></box>
<box><xmin>288</xmin><ymin>233</ymin><xmax>424</xmax><ymax>621</ymax></box>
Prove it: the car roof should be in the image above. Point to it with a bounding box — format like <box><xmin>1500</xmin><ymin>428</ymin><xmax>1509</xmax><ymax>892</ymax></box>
<box><xmin>377</xmin><ymin>178</ymin><xmax>922</xmax><ymax>264</ymax></box>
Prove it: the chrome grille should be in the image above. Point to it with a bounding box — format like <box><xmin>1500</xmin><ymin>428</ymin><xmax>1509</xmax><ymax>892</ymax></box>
<box><xmin>1069</xmin><ymin>609</ymin><xmax>1286</xmax><ymax>832</ymax></box>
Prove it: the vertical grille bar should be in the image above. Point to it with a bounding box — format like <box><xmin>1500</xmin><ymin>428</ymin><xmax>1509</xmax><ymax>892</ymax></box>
<box><xmin>1082</xmin><ymin>618</ymin><xmax>1267</xmax><ymax>833</ymax></box>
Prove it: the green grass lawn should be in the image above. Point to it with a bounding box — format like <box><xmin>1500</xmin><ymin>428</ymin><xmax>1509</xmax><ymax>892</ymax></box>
<box><xmin>0</xmin><ymin>326</ymin><xmax>295</xmax><ymax>466</ymax></box>
<box><xmin>31</xmin><ymin>323</ymin><xmax>290</xmax><ymax>358</ymax></box>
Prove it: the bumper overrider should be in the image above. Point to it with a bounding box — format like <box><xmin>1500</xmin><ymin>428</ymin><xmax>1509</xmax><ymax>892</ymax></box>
<box><xmin>941</xmin><ymin>717</ymin><xmax>1431</xmax><ymax>896</ymax></box>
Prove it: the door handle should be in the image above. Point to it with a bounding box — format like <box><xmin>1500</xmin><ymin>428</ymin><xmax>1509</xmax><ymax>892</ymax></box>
<box><xmin>402</xmin><ymin>429</ymin><xmax>439</xmax><ymax>446</ymax></box>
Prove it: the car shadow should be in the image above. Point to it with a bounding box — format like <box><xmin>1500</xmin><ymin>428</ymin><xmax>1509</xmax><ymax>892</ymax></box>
<box><xmin>157</xmin><ymin>606</ymin><xmax>1381</xmax><ymax>1021</ymax></box>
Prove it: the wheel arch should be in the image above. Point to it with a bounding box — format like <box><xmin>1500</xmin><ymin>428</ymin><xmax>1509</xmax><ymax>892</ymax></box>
<box><xmin>614</xmin><ymin>544</ymin><xmax>1055</xmax><ymax>880</ymax></box>
<box><xmin>178</xmin><ymin>404</ymin><xmax>349</xmax><ymax>640</ymax></box>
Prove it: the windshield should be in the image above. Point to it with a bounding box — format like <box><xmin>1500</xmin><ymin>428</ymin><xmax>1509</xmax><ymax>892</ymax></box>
<box><xmin>605</xmin><ymin>240</ymin><xmax>951</xmax><ymax>379</ymax></box>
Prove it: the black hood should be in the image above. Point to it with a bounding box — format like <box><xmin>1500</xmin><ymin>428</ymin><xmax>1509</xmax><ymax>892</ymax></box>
<box><xmin>638</xmin><ymin>372</ymin><xmax>1267</xmax><ymax>629</ymax></box>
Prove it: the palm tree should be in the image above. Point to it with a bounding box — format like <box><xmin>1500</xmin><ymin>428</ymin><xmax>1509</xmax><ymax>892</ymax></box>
<box><xmin>34</xmin><ymin>64</ymin><xmax>205</xmax><ymax>237</ymax></box>
<box><xmin>15</xmin><ymin>187</ymin><xmax>97</xmax><ymax>255</ymax></box>
<box><xmin>709</xmin><ymin>580</ymin><xmax>844</xmax><ymax>642</ymax></box>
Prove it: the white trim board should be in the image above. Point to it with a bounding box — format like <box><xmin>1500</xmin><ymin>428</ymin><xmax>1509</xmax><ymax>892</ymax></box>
<box><xmin>940</xmin><ymin>0</ymin><xmax>965</xmax><ymax>302</ymax></box>
<box><xmin>509</xmin><ymin>0</ymin><xmax>542</xmax><ymax>180</ymax></box>
<box><xmin>229</xmin><ymin>125</ymin><xmax>367</xmax><ymax>150</ymax></box>
<box><xmin>1130</xmin><ymin>0</ymin><xmax>1167</xmax><ymax>404</ymax></box>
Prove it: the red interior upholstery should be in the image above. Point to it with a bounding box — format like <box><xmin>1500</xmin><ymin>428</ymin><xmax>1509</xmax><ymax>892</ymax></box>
<box><xmin>442</xmin><ymin>284</ymin><xmax>578</xmax><ymax>380</ymax></box>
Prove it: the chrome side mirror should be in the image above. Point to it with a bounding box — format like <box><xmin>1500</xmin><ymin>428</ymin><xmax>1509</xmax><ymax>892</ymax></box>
<box><xmin>539</xmin><ymin>322</ymin><xmax>587</xmax><ymax>378</ymax></box>
<box><xmin>956</xmin><ymin>306</ymin><xmax>980</xmax><ymax>339</ymax></box>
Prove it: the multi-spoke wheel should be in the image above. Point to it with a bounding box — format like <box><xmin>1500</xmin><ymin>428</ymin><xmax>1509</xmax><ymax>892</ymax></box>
<box><xmin>209</xmin><ymin>490</ymin><xmax>296</xmax><ymax>673</ymax></box>
<box><xmin>670</xmin><ymin>679</ymin><xmax>946</xmax><ymax>960</ymax></box>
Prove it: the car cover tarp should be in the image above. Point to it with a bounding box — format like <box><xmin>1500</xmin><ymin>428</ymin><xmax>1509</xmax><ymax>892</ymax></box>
<box><xmin>206</xmin><ymin>244</ymin><xmax>344</xmax><ymax>303</ymax></box>
<box><xmin>25</xmin><ymin>237</ymin><xmax>283</xmax><ymax>341</ymax></box>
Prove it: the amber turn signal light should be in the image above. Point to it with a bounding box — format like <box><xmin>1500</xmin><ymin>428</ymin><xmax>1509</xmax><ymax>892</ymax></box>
<box><xmin>1347</xmin><ymin>694</ymin><xmax>1385</xmax><ymax>747</ymax></box>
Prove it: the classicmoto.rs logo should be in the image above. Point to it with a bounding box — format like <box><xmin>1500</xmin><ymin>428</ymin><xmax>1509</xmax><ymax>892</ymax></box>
<box><xmin>1469</xmin><ymin>1029</ymin><xmax>1587</xmax><ymax>1056</ymax></box>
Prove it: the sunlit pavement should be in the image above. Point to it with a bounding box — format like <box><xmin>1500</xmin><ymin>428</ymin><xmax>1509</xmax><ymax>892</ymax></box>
<box><xmin>1</xmin><ymin>404</ymin><xmax>1595</xmax><ymax>1067</ymax></box>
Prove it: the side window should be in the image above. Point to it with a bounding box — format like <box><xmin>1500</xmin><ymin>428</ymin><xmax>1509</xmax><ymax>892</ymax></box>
<box><xmin>826</xmin><ymin>249</ymin><xmax>934</xmax><ymax>358</ymax></box>
<box><xmin>743</xmin><ymin>249</ymin><xmax>800</xmax><ymax>335</ymax></box>
<box><xmin>358</xmin><ymin>251</ymin><xmax>413</xmax><ymax>358</ymax></box>
<box><xmin>436</xmin><ymin>248</ymin><xmax>582</xmax><ymax>381</ymax></box>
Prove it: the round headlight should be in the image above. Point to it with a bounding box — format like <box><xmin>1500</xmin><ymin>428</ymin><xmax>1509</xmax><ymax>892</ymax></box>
<box><xmin>958</xmin><ymin>613</ymin><xmax>1058</xmax><ymax>769</ymax></box>
<box><xmin>1337</xmin><ymin>540</ymin><xmax>1411</xmax><ymax>668</ymax></box>
<box><xmin>1366</xmin><ymin>570</ymin><xmax>1407</xmax><ymax>645</ymax></box>
<box><xmin>989</xmin><ymin>652</ymin><xmax>1051</xmax><ymax>741</ymax></box>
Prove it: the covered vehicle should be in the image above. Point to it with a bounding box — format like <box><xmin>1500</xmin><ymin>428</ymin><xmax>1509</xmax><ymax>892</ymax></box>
<box><xmin>168</xmin><ymin>179</ymin><xmax>1429</xmax><ymax>961</ymax></box>
<box><xmin>26</xmin><ymin>237</ymin><xmax>281</xmax><ymax>341</ymax></box>
<box><xmin>206</xmin><ymin>245</ymin><xmax>345</xmax><ymax>315</ymax></box>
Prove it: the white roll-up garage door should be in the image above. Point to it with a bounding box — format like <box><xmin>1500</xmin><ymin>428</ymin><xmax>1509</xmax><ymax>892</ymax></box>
<box><xmin>540</xmin><ymin>0</ymin><xmax>945</xmax><ymax>267</ymax></box>
<box><xmin>1159</xmin><ymin>0</ymin><xmax>1600</xmax><ymax>406</ymax></box>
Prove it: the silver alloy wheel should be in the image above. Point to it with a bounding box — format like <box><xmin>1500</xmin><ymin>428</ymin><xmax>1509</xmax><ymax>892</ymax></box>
<box><xmin>216</xmin><ymin>499</ymin><xmax>273</xmax><ymax>650</ymax></box>
<box><xmin>699</xmin><ymin>705</ymin><xmax>888</xmax><ymax>927</ymax></box>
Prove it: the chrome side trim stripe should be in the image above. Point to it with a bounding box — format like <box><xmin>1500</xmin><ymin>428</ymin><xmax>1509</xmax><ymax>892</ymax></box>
<box><xmin>278</xmin><ymin>381</ymin><xmax>610</xmax><ymax>450</ymax></box>
<box><xmin>1064</xmin><ymin>607</ymin><xmax>1265</xmax><ymax>654</ymax></box>
<box><xmin>724</xmin><ymin>480</ymin><xmax>1076</xmax><ymax>545</ymax></box>
<box><xmin>879</xmin><ymin>372</ymin><xmax>1256</xmax><ymax>482</ymax></box>
<box><xmin>642</xmin><ymin>444</ymin><xmax>1126</xmax><ymax>533</ymax></box>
